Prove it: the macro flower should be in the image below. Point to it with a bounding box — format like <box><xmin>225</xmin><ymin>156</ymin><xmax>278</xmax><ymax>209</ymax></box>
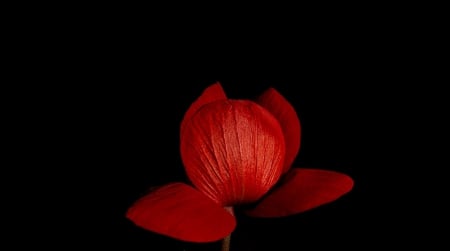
<box><xmin>126</xmin><ymin>83</ymin><xmax>353</xmax><ymax>244</ymax></box>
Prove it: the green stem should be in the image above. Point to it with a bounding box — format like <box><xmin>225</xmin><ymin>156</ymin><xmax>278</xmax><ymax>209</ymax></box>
<box><xmin>221</xmin><ymin>207</ymin><xmax>234</xmax><ymax>251</ymax></box>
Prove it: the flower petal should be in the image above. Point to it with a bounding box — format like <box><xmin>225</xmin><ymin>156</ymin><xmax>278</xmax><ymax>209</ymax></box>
<box><xmin>181</xmin><ymin>82</ymin><xmax>227</xmax><ymax>134</ymax></box>
<box><xmin>181</xmin><ymin>100</ymin><xmax>285</xmax><ymax>206</ymax></box>
<box><xmin>257</xmin><ymin>88</ymin><xmax>301</xmax><ymax>173</ymax></box>
<box><xmin>126</xmin><ymin>183</ymin><xmax>236</xmax><ymax>242</ymax></box>
<box><xmin>245</xmin><ymin>168</ymin><xmax>353</xmax><ymax>217</ymax></box>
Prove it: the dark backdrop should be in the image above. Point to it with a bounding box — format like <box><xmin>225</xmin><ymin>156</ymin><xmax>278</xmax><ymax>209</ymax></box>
<box><xmin>47</xmin><ymin>19</ymin><xmax>432</xmax><ymax>250</ymax></box>
<box><xmin>66</xmin><ymin>75</ymin><xmax>409</xmax><ymax>250</ymax></box>
<box><xmin>13</xmin><ymin>5</ymin><xmax>441</xmax><ymax>250</ymax></box>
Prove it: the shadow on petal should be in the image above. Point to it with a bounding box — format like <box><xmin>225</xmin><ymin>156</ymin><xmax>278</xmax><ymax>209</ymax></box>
<box><xmin>257</xmin><ymin>88</ymin><xmax>301</xmax><ymax>173</ymax></box>
<box><xmin>245</xmin><ymin>168</ymin><xmax>354</xmax><ymax>217</ymax></box>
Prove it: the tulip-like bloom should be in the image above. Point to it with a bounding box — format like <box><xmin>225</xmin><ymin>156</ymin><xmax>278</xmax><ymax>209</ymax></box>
<box><xmin>126</xmin><ymin>83</ymin><xmax>353</xmax><ymax>242</ymax></box>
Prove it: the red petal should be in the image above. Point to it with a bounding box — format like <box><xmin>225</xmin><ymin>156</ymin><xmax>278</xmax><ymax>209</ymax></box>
<box><xmin>245</xmin><ymin>168</ymin><xmax>353</xmax><ymax>217</ymax></box>
<box><xmin>126</xmin><ymin>183</ymin><xmax>236</xmax><ymax>242</ymax></box>
<box><xmin>257</xmin><ymin>88</ymin><xmax>301</xmax><ymax>173</ymax></box>
<box><xmin>180</xmin><ymin>82</ymin><xmax>227</xmax><ymax>134</ymax></box>
<box><xmin>181</xmin><ymin>100</ymin><xmax>285</xmax><ymax>206</ymax></box>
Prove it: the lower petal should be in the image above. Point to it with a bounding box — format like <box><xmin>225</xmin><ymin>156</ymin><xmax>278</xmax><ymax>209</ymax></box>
<box><xmin>245</xmin><ymin>168</ymin><xmax>353</xmax><ymax>217</ymax></box>
<box><xmin>126</xmin><ymin>182</ymin><xmax>236</xmax><ymax>242</ymax></box>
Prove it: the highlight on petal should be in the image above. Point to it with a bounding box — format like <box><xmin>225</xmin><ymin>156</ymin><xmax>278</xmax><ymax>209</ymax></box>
<box><xmin>181</xmin><ymin>100</ymin><xmax>286</xmax><ymax>206</ymax></box>
<box><xmin>257</xmin><ymin>88</ymin><xmax>301</xmax><ymax>174</ymax></box>
<box><xmin>245</xmin><ymin>168</ymin><xmax>353</xmax><ymax>217</ymax></box>
<box><xmin>181</xmin><ymin>82</ymin><xmax>227</xmax><ymax>134</ymax></box>
<box><xmin>126</xmin><ymin>183</ymin><xmax>236</xmax><ymax>242</ymax></box>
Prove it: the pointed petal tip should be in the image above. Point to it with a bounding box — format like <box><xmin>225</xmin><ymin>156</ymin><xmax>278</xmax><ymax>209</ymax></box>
<box><xmin>203</xmin><ymin>82</ymin><xmax>225</xmax><ymax>97</ymax></box>
<box><xmin>180</xmin><ymin>82</ymin><xmax>227</xmax><ymax>135</ymax></box>
<box><xmin>211</xmin><ymin>81</ymin><xmax>223</xmax><ymax>88</ymax></box>
<box><xmin>126</xmin><ymin>183</ymin><xmax>236</xmax><ymax>242</ymax></box>
<box><xmin>180</xmin><ymin>83</ymin><xmax>228</xmax><ymax>134</ymax></box>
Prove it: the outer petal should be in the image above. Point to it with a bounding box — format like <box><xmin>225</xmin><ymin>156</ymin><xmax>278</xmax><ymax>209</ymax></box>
<box><xmin>181</xmin><ymin>82</ymin><xmax>227</xmax><ymax>134</ymax></box>
<box><xmin>245</xmin><ymin>168</ymin><xmax>353</xmax><ymax>217</ymax></box>
<box><xmin>257</xmin><ymin>88</ymin><xmax>301</xmax><ymax>174</ymax></box>
<box><xmin>126</xmin><ymin>183</ymin><xmax>236</xmax><ymax>242</ymax></box>
<box><xmin>181</xmin><ymin>100</ymin><xmax>285</xmax><ymax>206</ymax></box>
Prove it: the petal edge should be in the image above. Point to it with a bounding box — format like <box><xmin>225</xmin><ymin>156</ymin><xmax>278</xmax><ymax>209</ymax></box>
<box><xmin>181</xmin><ymin>82</ymin><xmax>227</xmax><ymax>134</ymax></box>
<box><xmin>245</xmin><ymin>168</ymin><xmax>353</xmax><ymax>217</ymax></box>
<box><xmin>181</xmin><ymin>100</ymin><xmax>286</xmax><ymax>206</ymax></box>
<box><xmin>126</xmin><ymin>183</ymin><xmax>236</xmax><ymax>242</ymax></box>
<box><xmin>257</xmin><ymin>88</ymin><xmax>301</xmax><ymax>173</ymax></box>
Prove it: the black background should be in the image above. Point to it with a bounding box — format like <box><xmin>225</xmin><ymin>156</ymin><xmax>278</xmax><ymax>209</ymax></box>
<box><xmin>28</xmin><ymin>12</ymin><xmax>438</xmax><ymax>250</ymax></box>
<box><xmin>65</xmin><ymin>76</ymin><xmax>415</xmax><ymax>250</ymax></box>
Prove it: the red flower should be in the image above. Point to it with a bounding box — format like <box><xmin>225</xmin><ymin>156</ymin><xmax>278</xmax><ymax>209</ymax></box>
<box><xmin>126</xmin><ymin>83</ymin><xmax>353</xmax><ymax>242</ymax></box>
